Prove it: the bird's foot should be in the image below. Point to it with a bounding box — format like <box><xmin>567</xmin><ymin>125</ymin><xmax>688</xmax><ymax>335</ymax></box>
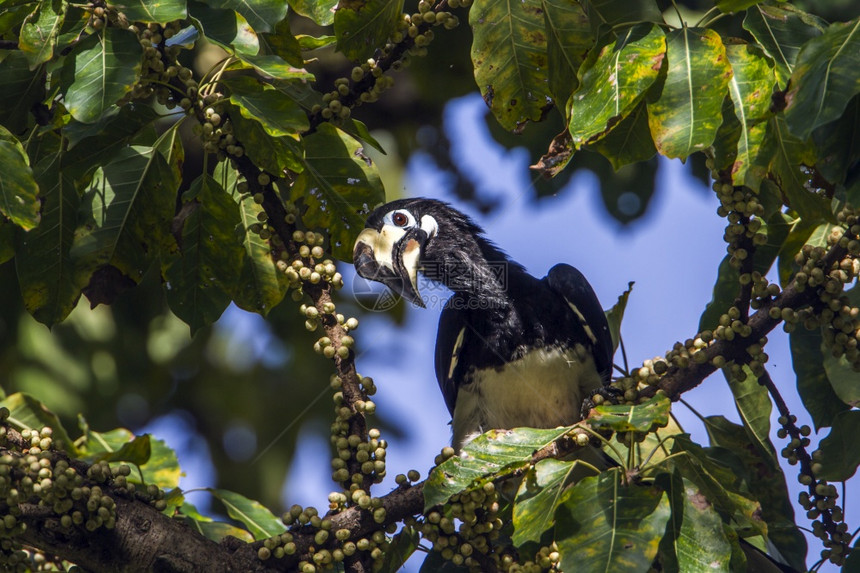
<box><xmin>580</xmin><ymin>385</ymin><xmax>624</xmax><ymax>419</ymax></box>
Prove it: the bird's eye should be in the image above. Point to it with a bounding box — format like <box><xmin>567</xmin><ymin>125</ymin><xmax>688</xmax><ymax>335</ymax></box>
<box><xmin>392</xmin><ymin>211</ymin><xmax>409</xmax><ymax>227</ymax></box>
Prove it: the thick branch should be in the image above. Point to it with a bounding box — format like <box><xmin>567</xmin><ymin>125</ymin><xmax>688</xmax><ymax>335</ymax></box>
<box><xmin>18</xmin><ymin>497</ymin><xmax>270</xmax><ymax>573</ymax></box>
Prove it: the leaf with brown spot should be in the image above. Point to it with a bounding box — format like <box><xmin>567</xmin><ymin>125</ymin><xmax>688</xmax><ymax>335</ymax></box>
<box><xmin>557</xmin><ymin>469</ymin><xmax>671</xmax><ymax>573</ymax></box>
<box><xmin>568</xmin><ymin>24</ymin><xmax>665</xmax><ymax>149</ymax></box>
<box><xmin>471</xmin><ymin>0</ymin><xmax>554</xmax><ymax>131</ymax></box>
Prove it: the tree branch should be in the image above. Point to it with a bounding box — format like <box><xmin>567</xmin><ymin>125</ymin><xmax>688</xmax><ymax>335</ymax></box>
<box><xmin>641</xmin><ymin>241</ymin><xmax>849</xmax><ymax>401</ymax></box>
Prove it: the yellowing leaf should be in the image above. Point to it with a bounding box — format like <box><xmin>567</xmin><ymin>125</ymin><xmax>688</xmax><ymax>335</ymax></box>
<box><xmin>647</xmin><ymin>28</ymin><xmax>732</xmax><ymax>159</ymax></box>
<box><xmin>724</xmin><ymin>43</ymin><xmax>775</xmax><ymax>187</ymax></box>
<box><xmin>557</xmin><ymin>470</ymin><xmax>670</xmax><ymax>573</ymax></box>
<box><xmin>569</xmin><ymin>24</ymin><xmax>665</xmax><ymax>148</ymax></box>
<box><xmin>470</xmin><ymin>0</ymin><xmax>552</xmax><ymax>132</ymax></box>
<box><xmin>0</xmin><ymin>126</ymin><xmax>40</xmax><ymax>231</ymax></box>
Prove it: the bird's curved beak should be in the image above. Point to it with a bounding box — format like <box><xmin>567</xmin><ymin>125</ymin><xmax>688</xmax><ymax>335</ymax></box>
<box><xmin>353</xmin><ymin>227</ymin><xmax>426</xmax><ymax>308</ymax></box>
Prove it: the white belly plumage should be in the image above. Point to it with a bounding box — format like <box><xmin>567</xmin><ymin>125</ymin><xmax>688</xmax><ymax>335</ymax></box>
<box><xmin>451</xmin><ymin>344</ymin><xmax>603</xmax><ymax>450</ymax></box>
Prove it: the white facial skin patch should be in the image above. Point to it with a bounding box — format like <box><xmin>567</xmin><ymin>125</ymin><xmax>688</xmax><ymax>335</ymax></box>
<box><xmin>420</xmin><ymin>214</ymin><xmax>438</xmax><ymax>239</ymax></box>
<box><xmin>355</xmin><ymin>226</ymin><xmax>407</xmax><ymax>271</ymax></box>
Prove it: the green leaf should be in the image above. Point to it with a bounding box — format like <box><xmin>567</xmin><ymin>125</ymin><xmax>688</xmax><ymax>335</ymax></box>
<box><xmin>587</xmin><ymin>394</ymin><xmax>670</xmax><ymax>433</ymax></box>
<box><xmin>813</xmin><ymin>94</ymin><xmax>860</xmax><ymax>186</ymax></box>
<box><xmin>233</xmin><ymin>53</ymin><xmax>314</xmax><ymax>81</ymax></box>
<box><xmin>178</xmin><ymin>502</ymin><xmax>255</xmax><ymax>543</ymax></box>
<box><xmin>259</xmin><ymin>17</ymin><xmax>303</xmax><ymax>67</ymax></box>
<box><xmin>0</xmin><ymin>392</ymin><xmax>77</xmax><ymax>454</ymax></box>
<box><xmin>71</xmin><ymin>142</ymin><xmax>176</xmax><ymax>283</ymax></box>
<box><xmin>0</xmin><ymin>126</ymin><xmax>40</xmax><ymax>230</ymax></box>
<box><xmin>296</xmin><ymin>34</ymin><xmax>336</xmax><ymax>50</ymax></box>
<box><xmin>668</xmin><ymin>435</ymin><xmax>767</xmax><ymax>537</ymax></box>
<box><xmin>816</xmin><ymin>410</ymin><xmax>860</xmax><ymax>481</ymax></box>
<box><xmin>541</xmin><ymin>0</ymin><xmax>592</xmax><ymax>109</ymax></box>
<box><xmin>716</xmin><ymin>0</ymin><xmax>762</xmax><ymax>12</ymax></box>
<box><xmin>784</xmin><ymin>19</ymin><xmax>860</xmax><ymax>141</ymax></box>
<box><xmin>581</xmin><ymin>0</ymin><xmax>662</xmax><ymax>37</ymax></box>
<box><xmin>202</xmin><ymin>0</ymin><xmax>286</xmax><ymax>34</ymax></box>
<box><xmin>723</xmin><ymin>365</ymin><xmax>774</xmax><ymax>460</ymax></box>
<box><xmin>724</xmin><ymin>43</ymin><xmax>775</xmax><ymax>188</ymax></box>
<box><xmin>743</xmin><ymin>4</ymin><xmax>826</xmax><ymax>88</ymax></box>
<box><xmin>96</xmin><ymin>433</ymin><xmax>152</xmax><ymax>465</ymax></box>
<box><xmin>791</xmin><ymin>325</ymin><xmax>853</xmax><ymax>430</ymax></box>
<box><xmin>568</xmin><ymin>24</ymin><xmax>665</xmax><ymax>148</ymax></box>
<box><xmin>587</xmin><ymin>101</ymin><xmax>658</xmax><ymax>169</ymax></box>
<box><xmin>0</xmin><ymin>218</ymin><xmax>14</xmax><ymax>264</ymax></box>
<box><xmin>64</xmin><ymin>102</ymin><xmax>158</xmax><ymax>148</ymax></box>
<box><xmin>752</xmin><ymin>115</ymin><xmax>832</xmax><ymax>224</ymax></box>
<box><xmin>823</xmin><ymin>352</ymin><xmax>860</xmax><ymax>408</ymax></box>
<box><xmin>209</xmin><ymin>488</ymin><xmax>286</xmax><ymax>540</ymax></box>
<box><xmin>703</xmin><ymin>416</ymin><xmax>807</xmax><ymax>569</ymax></box>
<box><xmin>163</xmin><ymin>174</ymin><xmax>242</xmax><ymax>334</ymax></box>
<box><xmin>287</xmin><ymin>0</ymin><xmax>336</xmax><ymax>27</ymax></box>
<box><xmin>228</xmin><ymin>107</ymin><xmax>304</xmax><ymax>176</ymax></box>
<box><xmin>556</xmin><ymin>469</ymin><xmax>670</xmax><ymax>572</ymax></box>
<box><xmin>378</xmin><ymin>526</ymin><xmax>420</xmax><ymax>573</ymax></box>
<box><xmin>647</xmin><ymin>28</ymin><xmax>732</xmax><ymax>159</ymax></box>
<box><xmin>188</xmin><ymin>0</ymin><xmax>259</xmax><ymax>56</ymax></box>
<box><xmin>62</xmin><ymin>28</ymin><xmax>142</xmax><ymax>124</ymax></box>
<box><xmin>334</xmin><ymin>0</ymin><xmax>403</xmax><ymax>62</ymax></box>
<box><xmin>424</xmin><ymin>426</ymin><xmax>570</xmax><ymax>510</ymax></box>
<box><xmin>341</xmin><ymin>118</ymin><xmax>386</xmax><ymax>155</ymax></box>
<box><xmin>290</xmin><ymin>123</ymin><xmax>385</xmax><ymax>261</ymax></box>
<box><xmin>225</xmin><ymin>75</ymin><xmax>310</xmax><ymax>137</ymax></box>
<box><xmin>0</xmin><ymin>2</ymin><xmax>38</xmax><ymax>35</ymax></box>
<box><xmin>699</xmin><ymin>255</ymin><xmax>737</xmax><ymax>332</ymax></box>
<box><xmin>19</xmin><ymin>0</ymin><xmax>66</xmax><ymax>68</ymax></box>
<box><xmin>225</xmin><ymin>167</ymin><xmax>288</xmax><ymax>315</ymax></box>
<box><xmin>78</xmin><ymin>424</ymin><xmax>183</xmax><ymax>488</ymax></box>
<box><xmin>470</xmin><ymin>0</ymin><xmax>552</xmax><ymax>132</ymax></box>
<box><xmin>0</xmin><ymin>50</ymin><xmax>46</xmax><ymax>134</ymax></box>
<box><xmin>604</xmin><ymin>281</ymin><xmax>633</xmax><ymax>355</ymax></box>
<box><xmin>111</xmin><ymin>0</ymin><xmax>187</xmax><ymax>23</ymax></box>
<box><xmin>15</xmin><ymin>152</ymin><xmax>83</xmax><ymax>325</ymax></box>
<box><xmin>61</xmin><ymin>104</ymin><xmax>161</xmax><ymax>185</ymax></box>
<box><xmin>775</xmin><ymin>219</ymin><xmax>820</xmax><ymax>287</ymax></box>
<box><xmin>195</xmin><ymin>519</ymin><xmax>257</xmax><ymax>542</ymax></box>
<box><xmin>822</xmin><ymin>284</ymin><xmax>860</xmax><ymax>407</ymax></box>
<box><xmin>663</xmin><ymin>473</ymin><xmax>733</xmax><ymax>572</ymax></box>
<box><xmin>512</xmin><ymin>458</ymin><xmax>580</xmax><ymax>545</ymax></box>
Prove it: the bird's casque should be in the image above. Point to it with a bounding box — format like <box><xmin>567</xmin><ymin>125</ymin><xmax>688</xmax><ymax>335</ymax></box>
<box><xmin>353</xmin><ymin>198</ymin><xmax>613</xmax><ymax>450</ymax></box>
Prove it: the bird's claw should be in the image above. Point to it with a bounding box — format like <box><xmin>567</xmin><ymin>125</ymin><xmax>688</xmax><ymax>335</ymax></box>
<box><xmin>580</xmin><ymin>385</ymin><xmax>624</xmax><ymax>419</ymax></box>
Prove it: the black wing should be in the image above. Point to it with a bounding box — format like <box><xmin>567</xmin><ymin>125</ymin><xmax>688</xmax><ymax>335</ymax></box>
<box><xmin>434</xmin><ymin>304</ymin><xmax>468</xmax><ymax>416</ymax></box>
<box><xmin>546</xmin><ymin>264</ymin><xmax>613</xmax><ymax>380</ymax></box>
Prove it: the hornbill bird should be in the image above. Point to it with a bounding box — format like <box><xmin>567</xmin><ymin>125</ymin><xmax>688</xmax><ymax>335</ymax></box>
<box><xmin>353</xmin><ymin>198</ymin><xmax>614</xmax><ymax>451</ymax></box>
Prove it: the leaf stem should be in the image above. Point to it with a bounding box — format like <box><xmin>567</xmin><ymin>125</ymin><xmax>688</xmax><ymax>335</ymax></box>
<box><xmin>694</xmin><ymin>6</ymin><xmax>720</xmax><ymax>28</ymax></box>
<box><xmin>679</xmin><ymin>397</ymin><xmax>708</xmax><ymax>425</ymax></box>
<box><xmin>198</xmin><ymin>56</ymin><xmax>236</xmax><ymax>97</ymax></box>
<box><xmin>638</xmin><ymin>433</ymin><xmax>681</xmax><ymax>471</ymax></box>
<box><xmin>578</xmin><ymin>425</ymin><xmax>627</xmax><ymax>468</ymax></box>
<box><xmin>140</xmin><ymin>78</ymin><xmax>187</xmax><ymax>97</ymax></box>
